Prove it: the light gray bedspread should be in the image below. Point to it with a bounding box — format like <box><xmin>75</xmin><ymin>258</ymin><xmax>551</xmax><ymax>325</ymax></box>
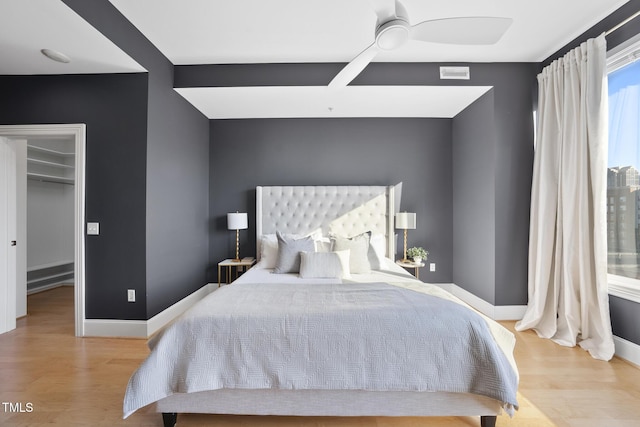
<box><xmin>123</xmin><ymin>282</ymin><xmax>518</xmax><ymax>418</ymax></box>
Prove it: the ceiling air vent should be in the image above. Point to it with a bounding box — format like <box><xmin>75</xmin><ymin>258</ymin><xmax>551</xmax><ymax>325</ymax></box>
<box><xmin>440</xmin><ymin>66</ymin><xmax>470</xmax><ymax>80</ymax></box>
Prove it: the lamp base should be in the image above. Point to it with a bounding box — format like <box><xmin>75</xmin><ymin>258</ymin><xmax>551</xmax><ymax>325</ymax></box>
<box><xmin>232</xmin><ymin>258</ymin><xmax>241</xmax><ymax>262</ymax></box>
<box><xmin>233</xmin><ymin>229</ymin><xmax>241</xmax><ymax>263</ymax></box>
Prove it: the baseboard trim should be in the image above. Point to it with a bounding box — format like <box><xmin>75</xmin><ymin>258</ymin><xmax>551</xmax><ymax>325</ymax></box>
<box><xmin>83</xmin><ymin>283</ymin><xmax>217</xmax><ymax>338</ymax></box>
<box><xmin>438</xmin><ymin>283</ymin><xmax>527</xmax><ymax>320</ymax></box>
<box><xmin>613</xmin><ymin>335</ymin><xmax>640</xmax><ymax>367</ymax></box>
<box><xmin>83</xmin><ymin>319</ymin><xmax>148</xmax><ymax>338</ymax></box>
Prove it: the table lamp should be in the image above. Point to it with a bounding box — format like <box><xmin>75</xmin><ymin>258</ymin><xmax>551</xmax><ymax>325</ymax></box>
<box><xmin>227</xmin><ymin>212</ymin><xmax>248</xmax><ymax>262</ymax></box>
<box><xmin>395</xmin><ymin>212</ymin><xmax>416</xmax><ymax>262</ymax></box>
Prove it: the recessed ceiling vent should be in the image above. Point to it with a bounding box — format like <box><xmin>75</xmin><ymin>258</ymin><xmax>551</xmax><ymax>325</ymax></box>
<box><xmin>440</xmin><ymin>66</ymin><xmax>470</xmax><ymax>80</ymax></box>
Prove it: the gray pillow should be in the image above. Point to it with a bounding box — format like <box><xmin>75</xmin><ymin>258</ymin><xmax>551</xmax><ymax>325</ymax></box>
<box><xmin>273</xmin><ymin>231</ymin><xmax>315</xmax><ymax>274</ymax></box>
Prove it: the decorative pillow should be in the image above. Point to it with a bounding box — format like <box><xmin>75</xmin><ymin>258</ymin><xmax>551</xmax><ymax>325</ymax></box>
<box><xmin>314</xmin><ymin>236</ymin><xmax>332</xmax><ymax>253</ymax></box>
<box><xmin>258</xmin><ymin>234</ymin><xmax>278</xmax><ymax>268</ymax></box>
<box><xmin>299</xmin><ymin>250</ymin><xmax>351</xmax><ymax>279</ymax></box>
<box><xmin>368</xmin><ymin>233</ymin><xmax>387</xmax><ymax>270</ymax></box>
<box><xmin>259</xmin><ymin>232</ymin><xmax>330</xmax><ymax>267</ymax></box>
<box><xmin>304</xmin><ymin>229</ymin><xmax>331</xmax><ymax>252</ymax></box>
<box><xmin>331</xmin><ymin>232</ymin><xmax>371</xmax><ymax>274</ymax></box>
<box><xmin>273</xmin><ymin>231</ymin><xmax>315</xmax><ymax>274</ymax></box>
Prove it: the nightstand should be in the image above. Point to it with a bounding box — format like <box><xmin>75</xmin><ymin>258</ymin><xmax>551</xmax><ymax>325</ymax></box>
<box><xmin>396</xmin><ymin>260</ymin><xmax>425</xmax><ymax>279</ymax></box>
<box><xmin>218</xmin><ymin>257</ymin><xmax>256</xmax><ymax>286</ymax></box>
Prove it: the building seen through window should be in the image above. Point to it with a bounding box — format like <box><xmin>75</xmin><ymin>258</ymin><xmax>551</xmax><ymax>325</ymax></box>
<box><xmin>607</xmin><ymin>51</ymin><xmax>640</xmax><ymax>280</ymax></box>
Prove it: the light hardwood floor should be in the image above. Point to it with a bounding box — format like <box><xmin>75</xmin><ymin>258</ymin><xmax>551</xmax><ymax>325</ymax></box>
<box><xmin>0</xmin><ymin>286</ymin><xmax>639</xmax><ymax>426</ymax></box>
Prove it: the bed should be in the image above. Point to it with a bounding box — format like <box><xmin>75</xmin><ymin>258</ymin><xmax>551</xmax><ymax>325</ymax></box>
<box><xmin>123</xmin><ymin>185</ymin><xmax>518</xmax><ymax>427</ymax></box>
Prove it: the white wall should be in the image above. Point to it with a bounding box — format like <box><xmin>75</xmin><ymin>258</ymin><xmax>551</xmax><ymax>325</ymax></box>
<box><xmin>26</xmin><ymin>138</ymin><xmax>75</xmax><ymax>270</ymax></box>
<box><xmin>26</xmin><ymin>180</ymin><xmax>74</xmax><ymax>268</ymax></box>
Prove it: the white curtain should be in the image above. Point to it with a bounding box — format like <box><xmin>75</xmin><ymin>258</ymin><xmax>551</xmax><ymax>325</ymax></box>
<box><xmin>516</xmin><ymin>34</ymin><xmax>615</xmax><ymax>361</ymax></box>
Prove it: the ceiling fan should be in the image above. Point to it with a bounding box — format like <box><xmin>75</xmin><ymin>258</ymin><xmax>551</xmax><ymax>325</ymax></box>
<box><xmin>328</xmin><ymin>0</ymin><xmax>513</xmax><ymax>88</ymax></box>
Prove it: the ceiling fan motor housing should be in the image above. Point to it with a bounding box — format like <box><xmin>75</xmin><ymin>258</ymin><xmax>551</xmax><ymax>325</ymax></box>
<box><xmin>376</xmin><ymin>19</ymin><xmax>410</xmax><ymax>50</ymax></box>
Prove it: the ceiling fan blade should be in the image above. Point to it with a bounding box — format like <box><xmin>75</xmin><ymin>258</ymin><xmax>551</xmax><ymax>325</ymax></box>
<box><xmin>367</xmin><ymin>0</ymin><xmax>399</xmax><ymax>24</ymax></box>
<box><xmin>410</xmin><ymin>17</ymin><xmax>512</xmax><ymax>45</ymax></box>
<box><xmin>329</xmin><ymin>43</ymin><xmax>379</xmax><ymax>88</ymax></box>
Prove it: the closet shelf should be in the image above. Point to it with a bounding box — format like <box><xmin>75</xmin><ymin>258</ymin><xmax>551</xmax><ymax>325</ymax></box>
<box><xmin>27</xmin><ymin>144</ymin><xmax>75</xmax><ymax>157</ymax></box>
<box><xmin>27</xmin><ymin>172</ymin><xmax>74</xmax><ymax>185</ymax></box>
<box><xmin>27</xmin><ymin>157</ymin><xmax>74</xmax><ymax>169</ymax></box>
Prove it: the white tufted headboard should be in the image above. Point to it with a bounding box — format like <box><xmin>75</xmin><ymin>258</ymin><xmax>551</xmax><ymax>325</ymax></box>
<box><xmin>256</xmin><ymin>185</ymin><xmax>395</xmax><ymax>259</ymax></box>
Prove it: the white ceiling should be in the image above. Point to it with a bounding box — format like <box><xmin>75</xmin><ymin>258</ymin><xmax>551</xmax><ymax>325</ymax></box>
<box><xmin>109</xmin><ymin>0</ymin><xmax>627</xmax><ymax>64</ymax></box>
<box><xmin>0</xmin><ymin>0</ymin><xmax>144</xmax><ymax>75</ymax></box>
<box><xmin>0</xmin><ymin>0</ymin><xmax>630</xmax><ymax>118</ymax></box>
<box><xmin>176</xmin><ymin>85</ymin><xmax>493</xmax><ymax>119</ymax></box>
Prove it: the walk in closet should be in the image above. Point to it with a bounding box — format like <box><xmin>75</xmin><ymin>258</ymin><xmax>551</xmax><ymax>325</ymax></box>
<box><xmin>26</xmin><ymin>138</ymin><xmax>75</xmax><ymax>293</ymax></box>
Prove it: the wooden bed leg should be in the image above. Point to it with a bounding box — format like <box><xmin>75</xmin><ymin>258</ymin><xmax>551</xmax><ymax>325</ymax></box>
<box><xmin>480</xmin><ymin>415</ymin><xmax>497</xmax><ymax>427</ymax></box>
<box><xmin>162</xmin><ymin>412</ymin><xmax>177</xmax><ymax>427</ymax></box>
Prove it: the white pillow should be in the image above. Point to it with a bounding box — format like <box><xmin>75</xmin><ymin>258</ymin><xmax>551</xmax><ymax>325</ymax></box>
<box><xmin>314</xmin><ymin>236</ymin><xmax>332</xmax><ymax>252</ymax></box>
<box><xmin>299</xmin><ymin>250</ymin><xmax>351</xmax><ymax>279</ymax></box>
<box><xmin>258</xmin><ymin>234</ymin><xmax>278</xmax><ymax>268</ymax></box>
<box><xmin>331</xmin><ymin>232</ymin><xmax>371</xmax><ymax>274</ymax></box>
<box><xmin>369</xmin><ymin>233</ymin><xmax>387</xmax><ymax>269</ymax></box>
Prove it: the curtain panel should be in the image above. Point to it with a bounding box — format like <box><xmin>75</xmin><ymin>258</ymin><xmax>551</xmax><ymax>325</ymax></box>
<box><xmin>516</xmin><ymin>34</ymin><xmax>615</xmax><ymax>361</ymax></box>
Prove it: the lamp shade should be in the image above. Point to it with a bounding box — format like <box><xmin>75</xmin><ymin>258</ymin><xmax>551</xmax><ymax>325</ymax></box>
<box><xmin>395</xmin><ymin>212</ymin><xmax>416</xmax><ymax>230</ymax></box>
<box><xmin>227</xmin><ymin>212</ymin><xmax>248</xmax><ymax>230</ymax></box>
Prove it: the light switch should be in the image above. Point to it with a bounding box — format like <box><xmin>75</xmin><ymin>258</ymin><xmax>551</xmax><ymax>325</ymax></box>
<box><xmin>87</xmin><ymin>222</ymin><xmax>100</xmax><ymax>235</ymax></box>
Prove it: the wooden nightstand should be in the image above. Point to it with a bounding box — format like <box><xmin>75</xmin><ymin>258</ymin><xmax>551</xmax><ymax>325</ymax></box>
<box><xmin>396</xmin><ymin>260</ymin><xmax>425</xmax><ymax>279</ymax></box>
<box><xmin>218</xmin><ymin>257</ymin><xmax>256</xmax><ymax>286</ymax></box>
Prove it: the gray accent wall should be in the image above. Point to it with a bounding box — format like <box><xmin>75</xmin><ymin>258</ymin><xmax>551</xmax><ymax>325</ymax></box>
<box><xmin>452</xmin><ymin>63</ymin><xmax>535</xmax><ymax>307</ymax></box>
<box><xmin>209</xmin><ymin>118</ymin><xmax>454</xmax><ymax>283</ymax></box>
<box><xmin>0</xmin><ymin>73</ymin><xmax>150</xmax><ymax>320</ymax></box>
<box><xmin>452</xmin><ymin>91</ymin><xmax>497</xmax><ymax>304</ymax></box>
<box><xmin>63</xmin><ymin>0</ymin><xmax>210</xmax><ymax>319</ymax></box>
<box><xmin>451</xmin><ymin>65</ymin><xmax>536</xmax><ymax>306</ymax></box>
<box><xmin>144</xmin><ymin>70</ymin><xmax>210</xmax><ymax>318</ymax></box>
<box><xmin>610</xmin><ymin>296</ymin><xmax>640</xmax><ymax>344</ymax></box>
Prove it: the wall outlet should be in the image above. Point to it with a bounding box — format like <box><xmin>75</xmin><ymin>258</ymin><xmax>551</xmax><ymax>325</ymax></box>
<box><xmin>430</xmin><ymin>263</ymin><xmax>436</xmax><ymax>272</ymax></box>
<box><xmin>87</xmin><ymin>222</ymin><xmax>99</xmax><ymax>235</ymax></box>
<box><xmin>127</xmin><ymin>289</ymin><xmax>135</xmax><ymax>302</ymax></box>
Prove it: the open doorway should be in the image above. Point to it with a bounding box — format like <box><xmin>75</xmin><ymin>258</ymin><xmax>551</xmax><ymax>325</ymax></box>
<box><xmin>0</xmin><ymin>124</ymin><xmax>86</xmax><ymax>336</ymax></box>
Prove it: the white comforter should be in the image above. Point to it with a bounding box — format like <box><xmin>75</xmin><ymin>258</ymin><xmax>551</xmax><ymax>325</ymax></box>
<box><xmin>123</xmin><ymin>278</ymin><xmax>519</xmax><ymax>418</ymax></box>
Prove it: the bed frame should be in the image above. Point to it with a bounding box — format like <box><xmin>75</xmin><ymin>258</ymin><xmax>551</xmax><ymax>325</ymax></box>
<box><xmin>155</xmin><ymin>185</ymin><xmax>502</xmax><ymax>427</ymax></box>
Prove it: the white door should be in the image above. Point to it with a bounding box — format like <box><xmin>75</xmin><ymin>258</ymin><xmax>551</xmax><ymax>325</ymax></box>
<box><xmin>0</xmin><ymin>136</ymin><xmax>17</xmax><ymax>334</ymax></box>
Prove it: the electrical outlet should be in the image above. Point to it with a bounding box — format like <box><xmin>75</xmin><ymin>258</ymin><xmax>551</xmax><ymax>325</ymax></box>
<box><xmin>87</xmin><ymin>222</ymin><xmax>99</xmax><ymax>235</ymax></box>
<box><xmin>127</xmin><ymin>289</ymin><xmax>135</xmax><ymax>302</ymax></box>
<box><xmin>430</xmin><ymin>263</ymin><xmax>436</xmax><ymax>272</ymax></box>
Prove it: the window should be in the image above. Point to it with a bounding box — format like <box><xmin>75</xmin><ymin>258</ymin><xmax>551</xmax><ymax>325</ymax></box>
<box><xmin>607</xmin><ymin>35</ymin><xmax>640</xmax><ymax>302</ymax></box>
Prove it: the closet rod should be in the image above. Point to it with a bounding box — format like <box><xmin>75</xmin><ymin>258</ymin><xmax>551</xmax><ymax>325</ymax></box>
<box><xmin>606</xmin><ymin>10</ymin><xmax>640</xmax><ymax>36</ymax></box>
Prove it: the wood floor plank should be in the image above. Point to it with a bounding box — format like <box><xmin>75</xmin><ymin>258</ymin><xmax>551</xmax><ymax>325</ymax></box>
<box><xmin>0</xmin><ymin>287</ymin><xmax>638</xmax><ymax>426</ymax></box>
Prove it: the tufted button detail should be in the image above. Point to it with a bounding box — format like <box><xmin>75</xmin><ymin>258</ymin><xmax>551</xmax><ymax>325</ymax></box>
<box><xmin>259</xmin><ymin>186</ymin><xmax>389</xmax><ymax>250</ymax></box>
